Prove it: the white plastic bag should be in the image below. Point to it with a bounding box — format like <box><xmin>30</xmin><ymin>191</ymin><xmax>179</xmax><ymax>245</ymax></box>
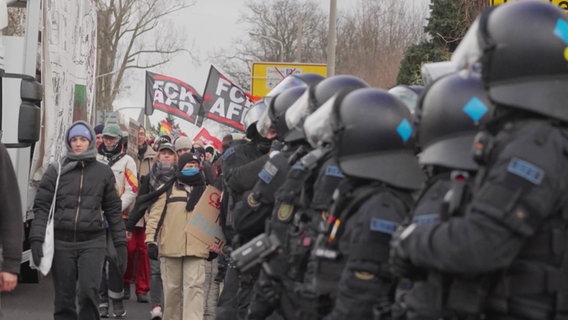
<box><xmin>30</xmin><ymin>161</ymin><xmax>60</xmax><ymax>276</ymax></box>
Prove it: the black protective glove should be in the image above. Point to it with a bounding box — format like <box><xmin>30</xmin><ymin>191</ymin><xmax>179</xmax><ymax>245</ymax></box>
<box><xmin>389</xmin><ymin>224</ymin><xmax>425</xmax><ymax>279</ymax></box>
<box><xmin>147</xmin><ymin>243</ymin><xmax>159</xmax><ymax>260</ymax></box>
<box><xmin>30</xmin><ymin>241</ymin><xmax>43</xmax><ymax>266</ymax></box>
<box><xmin>207</xmin><ymin>251</ymin><xmax>218</xmax><ymax>261</ymax></box>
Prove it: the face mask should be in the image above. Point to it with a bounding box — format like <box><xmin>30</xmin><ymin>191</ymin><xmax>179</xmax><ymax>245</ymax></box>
<box><xmin>181</xmin><ymin>167</ymin><xmax>200</xmax><ymax>176</ymax></box>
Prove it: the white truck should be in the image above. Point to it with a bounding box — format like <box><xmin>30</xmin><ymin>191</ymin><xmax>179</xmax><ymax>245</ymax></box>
<box><xmin>1</xmin><ymin>0</ymin><xmax>97</xmax><ymax>282</ymax></box>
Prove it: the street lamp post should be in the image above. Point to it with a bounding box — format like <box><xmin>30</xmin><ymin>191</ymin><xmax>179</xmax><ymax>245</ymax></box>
<box><xmin>249</xmin><ymin>32</ymin><xmax>284</xmax><ymax>62</ymax></box>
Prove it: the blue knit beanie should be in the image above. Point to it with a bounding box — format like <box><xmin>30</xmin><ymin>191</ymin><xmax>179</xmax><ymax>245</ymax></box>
<box><xmin>68</xmin><ymin>123</ymin><xmax>93</xmax><ymax>142</ymax></box>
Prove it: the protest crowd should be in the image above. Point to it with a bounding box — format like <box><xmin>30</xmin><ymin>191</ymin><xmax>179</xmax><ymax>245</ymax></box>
<box><xmin>6</xmin><ymin>1</ymin><xmax>568</xmax><ymax>320</ymax></box>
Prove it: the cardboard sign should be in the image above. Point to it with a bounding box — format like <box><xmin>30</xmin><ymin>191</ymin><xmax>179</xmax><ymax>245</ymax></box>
<box><xmin>185</xmin><ymin>186</ymin><xmax>225</xmax><ymax>251</ymax></box>
<box><xmin>127</xmin><ymin>119</ymin><xmax>140</xmax><ymax>160</ymax></box>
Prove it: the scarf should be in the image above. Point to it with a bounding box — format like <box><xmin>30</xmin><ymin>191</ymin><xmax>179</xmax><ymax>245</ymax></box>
<box><xmin>175</xmin><ymin>171</ymin><xmax>206</xmax><ymax>212</ymax></box>
<box><xmin>149</xmin><ymin>162</ymin><xmax>177</xmax><ymax>191</ymax></box>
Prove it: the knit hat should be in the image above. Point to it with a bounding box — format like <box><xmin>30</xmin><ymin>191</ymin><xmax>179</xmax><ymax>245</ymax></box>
<box><xmin>102</xmin><ymin>124</ymin><xmax>122</xmax><ymax>137</ymax></box>
<box><xmin>179</xmin><ymin>152</ymin><xmax>201</xmax><ymax>168</ymax></box>
<box><xmin>94</xmin><ymin>124</ymin><xmax>104</xmax><ymax>135</ymax></box>
<box><xmin>68</xmin><ymin>123</ymin><xmax>93</xmax><ymax>142</ymax></box>
<box><xmin>174</xmin><ymin>136</ymin><xmax>193</xmax><ymax>151</ymax></box>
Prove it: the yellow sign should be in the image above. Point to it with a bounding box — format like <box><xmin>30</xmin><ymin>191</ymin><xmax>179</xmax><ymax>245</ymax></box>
<box><xmin>251</xmin><ymin>62</ymin><xmax>327</xmax><ymax>97</ymax></box>
<box><xmin>489</xmin><ymin>0</ymin><xmax>568</xmax><ymax>12</ymax></box>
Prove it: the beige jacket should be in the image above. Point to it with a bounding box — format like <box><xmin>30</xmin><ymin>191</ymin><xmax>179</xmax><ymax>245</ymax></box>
<box><xmin>145</xmin><ymin>182</ymin><xmax>209</xmax><ymax>258</ymax></box>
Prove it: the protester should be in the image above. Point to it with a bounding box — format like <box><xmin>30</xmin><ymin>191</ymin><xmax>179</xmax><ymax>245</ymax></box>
<box><xmin>0</xmin><ymin>143</ymin><xmax>23</xmax><ymax>294</ymax></box>
<box><xmin>145</xmin><ymin>153</ymin><xmax>209</xmax><ymax>320</ymax></box>
<box><xmin>123</xmin><ymin>126</ymin><xmax>154</xmax><ymax>303</ymax></box>
<box><xmin>29</xmin><ymin>121</ymin><xmax>125</xmax><ymax>320</ymax></box>
<box><xmin>94</xmin><ymin>124</ymin><xmax>104</xmax><ymax>150</ymax></box>
<box><xmin>173</xmin><ymin>136</ymin><xmax>192</xmax><ymax>156</ymax></box>
<box><xmin>127</xmin><ymin>142</ymin><xmax>178</xmax><ymax>320</ymax></box>
<box><xmin>97</xmin><ymin>124</ymin><xmax>138</xmax><ymax>318</ymax></box>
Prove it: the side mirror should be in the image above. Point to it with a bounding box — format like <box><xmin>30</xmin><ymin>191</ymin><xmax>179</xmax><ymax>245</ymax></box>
<box><xmin>18</xmin><ymin>79</ymin><xmax>42</xmax><ymax>143</ymax></box>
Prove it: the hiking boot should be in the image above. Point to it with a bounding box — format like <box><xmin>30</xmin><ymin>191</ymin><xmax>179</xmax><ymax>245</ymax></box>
<box><xmin>99</xmin><ymin>303</ymin><xmax>110</xmax><ymax>318</ymax></box>
<box><xmin>136</xmin><ymin>292</ymin><xmax>149</xmax><ymax>303</ymax></box>
<box><xmin>150</xmin><ymin>305</ymin><xmax>163</xmax><ymax>320</ymax></box>
<box><xmin>112</xmin><ymin>299</ymin><xmax>127</xmax><ymax>318</ymax></box>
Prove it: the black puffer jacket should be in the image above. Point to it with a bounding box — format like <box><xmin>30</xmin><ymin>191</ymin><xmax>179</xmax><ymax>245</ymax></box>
<box><xmin>30</xmin><ymin>157</ymin><xmax>124</xmax><ymax>246</ymax></box>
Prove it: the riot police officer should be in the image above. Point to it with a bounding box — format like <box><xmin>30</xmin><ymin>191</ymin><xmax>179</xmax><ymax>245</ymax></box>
<box><xmin>390</xmin><ymin>2</ymin><xmax>568</xmax><ymax>319</ymax></box>
<box><xmin>398</xmin><ymin>72</ymin><xmax>495</xmax><ymax>319</ymax></box>
<box><xmin>217</xmin><ymin>100</ymin><xmax>274</xmax><ymax>320</ymax></box>
<box><xmin>229</xmin><ymin>74</ymin><xmax>325</xmax><ymax>320</ymax></box>
<box><xmin>304</xmin><ymin>88</ymin><xmax>424</xmax><ymax>319</ymax></box>
<box><xmin>244</xmin><ymin>75</ymin><xmax>370</xmax><ymax>320</ymax></box>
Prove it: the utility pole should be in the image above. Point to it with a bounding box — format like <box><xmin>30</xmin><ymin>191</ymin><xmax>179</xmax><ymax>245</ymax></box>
<box><xmin>326</xmin><ymin>0</ymin><xmax>337</xmax><ymax>76</ymax></box>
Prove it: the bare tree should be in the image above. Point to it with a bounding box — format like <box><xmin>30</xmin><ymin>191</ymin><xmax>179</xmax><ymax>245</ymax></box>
<box><xmin>210</xmin><ymin>0</ymin><xmax>327</xmax><ymax>90</ymax></box>
<box><xmin>335</xmin><ymin>0</ymin><xmax>428</xmax><ymax>88</ymax></box>
<box><xmin>212</xmin><ymin>0</ymin><xmax>427</xmax><ymax>91</ymax></box>
<box><xmin>94</xmin><ymin>0</ymin><xmax>196</xmax><ymax>113</ymax></box>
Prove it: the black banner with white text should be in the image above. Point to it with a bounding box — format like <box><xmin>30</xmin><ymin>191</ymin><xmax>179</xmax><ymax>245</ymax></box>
<box><xmin>145</xmin><ymin>71</ymin><xmax>202</xmax><ymax>124</ymax></box>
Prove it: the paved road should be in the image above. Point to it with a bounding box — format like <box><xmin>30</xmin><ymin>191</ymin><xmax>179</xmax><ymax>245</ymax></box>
<box><xmin>0</xmin><ymin>259</ymin><xmax>221</xmax><ymax>319</ymax></box>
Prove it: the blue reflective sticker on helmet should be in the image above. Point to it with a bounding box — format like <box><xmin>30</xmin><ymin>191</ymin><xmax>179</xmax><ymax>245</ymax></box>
<box><xmin>413</xmin><ymin>213</ymin><xmax>439</xmax><ymax>225</ymax></box>
<box><xmin>325</xmin><ymin>165</ymin><xmax>344</xmax><ymax>178</ymax></box>
<box><xmin>370</xmin><ymin>218</ymin><xmax>398</xmax><ymax>234</ymax></box>
<box><xmin>463</xmin><ymin>97</ymin><xmax>488</xmax><ymax>122</ymax></box>
<box><xmin>507</xmin><ymin>157</ymin><xmax>544</xmax><ymax>185</ymax></box>
<box><xmin>554</xmin><ymin>19</ymin><xmax>568</xmax><ymax>44</ymax></box>
<box><xmin>397</xmin><ymin>118</ymin><xmax>412</xmax><ymax>142</ymax></box>
<box><xmin>221</xmin><ymin>147</ymin><xmax>235</xmax><ymax>160</ymax></box>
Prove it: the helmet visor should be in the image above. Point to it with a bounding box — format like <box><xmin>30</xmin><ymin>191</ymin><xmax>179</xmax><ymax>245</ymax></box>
<box><xmin>264</xmin><ymin>75</ymin><xmax>308</xmax><ymax>107</ymax></box>
<box><xmin>284</xmin><ymin>90</ymin><xmax>311</xmax><ymax>131</ymax></box>
<box><xmin>303</xmin><ymin>95</ymin><xmax>337</xmax><ymax>148</ymax></box>
<box><xmin>451</xmin><ymin>18</ymin><xmax>483</xmax><ymax>72</ymax></box>
<box><xmin>420</xmin><ymin>61</ymin><xmax>458</xmax><ymax>86</ymax></box>
<box><xmin>243</xmin><ymin>101</ymin><xmax>267</xmax><ymax>132</ymax></box>
<box><xmin>256</xmin><ymin>107</ymin><xmax>274</xmax><ymax>138</ymax></box>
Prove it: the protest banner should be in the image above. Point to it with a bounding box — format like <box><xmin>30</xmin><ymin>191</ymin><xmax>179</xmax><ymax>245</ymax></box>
<box><xmin>193</xmin><ymin>128</ymin><xmax>223</xmax><ymax>151</ymax></box>
<box><xmin>199</xmin><ymin>65</ymin><xmax>255</xmax><ymax>131</ymax></box>
<box><xmin>185</xmin><ymin>186</ymin><xmax>225</xmax><ymax>251</ymax></box>
<box><xmin>145</xmin><ymin>71</ymin><xmax>202</xmax><ymax>124</ymax></box>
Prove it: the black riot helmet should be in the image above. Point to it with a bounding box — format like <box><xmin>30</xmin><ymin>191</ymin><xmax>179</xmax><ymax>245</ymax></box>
<box><xmin>452</xmin><ymin>1</ymin><xmax>568</xmax><ymax>122</ymax></box>
<box><xmin>242</xmin><ymin>100</ymin><xmax>267</xmax><ymax>139</ymax></box>
<box><xmin>285</xmin><ymin>75</ymin><xmax>368</xmax><ymax>142</ymax></box>
<box><xmin>332</xmin><ymin>88</ymin><xmax>424</xmax><ymax>190</ymax></box>
<box><xmin>416</xmin><ymin>72</ymin><xmax>494</xmax><ymax>171</ymax></box>
<box><xmin>256</xmin><ymin>86</ymin><xmax>307</xmax><ymax>140</ymax></box>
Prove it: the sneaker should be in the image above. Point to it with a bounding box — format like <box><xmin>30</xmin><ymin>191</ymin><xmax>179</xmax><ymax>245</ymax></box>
<box><xmin>136</xmin><ymin>292</ymin><xmax>149</xmax><ymax>303</ymax></box>
<box><xmin>112</xmin><ymin>299</ymin><xmax>127</xmax><ymax>319</ymax></box>
<box><xmin>150</xmin><ymin>305</ymin><xmax>162</xmax><ymax>320</ymax></box>
<box><xmin>99</xmin><ymin>303</ymin><xmax>110</xmax><ymax>318</ymax></box>
<box><xmin>123</xmin><ymin>285</ymin><xmax>130</xmax><ymax>300</ymax></box>
<box><xmin>113</xmin><ymin>310</ymin><xmax>127</xmax><ymax>319</ymax></box>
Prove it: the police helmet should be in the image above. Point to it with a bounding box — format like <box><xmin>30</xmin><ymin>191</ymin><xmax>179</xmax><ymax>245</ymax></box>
<box><xmin>285</xmin><ymin>75</ymin><xmax>368</xmax><ymax>142</ymax></box>
<box><xmin>334</xmin><ymin>88</ymin><xmax>424</xmax><ymax>190</ymax></box>
<box><xmin>243</xmin><ymin>100</ymin><xmax>267</xmax><ymax>139</ymax></box>
<box><xmin>416</xmin><ymin>72</ymin><xmax>494</xmax><ymax>171</ymax></box>
<box><xmin>257</xmin><ymin>86</ymin><xmax>307</xmax><ymax>140</ymax></box>
<box><xmin>452</xmin><ymin>1</ymin><xmax>568</xmax><ymax>121</ymax></box>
